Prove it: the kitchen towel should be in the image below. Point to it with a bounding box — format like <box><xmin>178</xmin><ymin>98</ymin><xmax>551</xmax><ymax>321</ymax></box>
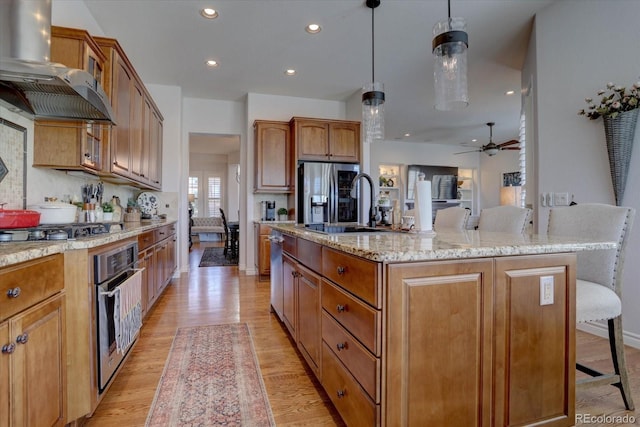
<box><xmin>114</xmin><ymin>269</ymin><xmax>143</xmax><ymax>353</ymax></box>
<box><xmin>414</xmin><ymin>179</ymin><xmax>433</xmax><ymax>233</ymax></box>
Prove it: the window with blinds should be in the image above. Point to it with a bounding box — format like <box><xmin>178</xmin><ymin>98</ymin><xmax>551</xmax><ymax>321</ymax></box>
<box><xmin>188</xmin><ymin>176</ymin><xmax>199</xmax><ymax>217</ymax></box>
<box><xmin>207</xmin><ymin>176</ymin><xmax>222</xmax><ymax>216</ymax></box>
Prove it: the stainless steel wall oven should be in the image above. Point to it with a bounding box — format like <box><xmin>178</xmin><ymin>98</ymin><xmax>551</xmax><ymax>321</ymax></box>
<box><xmin>94</xmin><ymin>241</ymin><xmax>141</xmax><ymax>393</ymax></box>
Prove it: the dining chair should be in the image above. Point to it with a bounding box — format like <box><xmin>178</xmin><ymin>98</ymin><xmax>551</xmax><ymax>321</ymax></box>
<box><xmin>547</xmin><ymin>203</ymin><xmax>636</xmax><ymax>410</ymax></box>
<box><xmin>434</xmin><ymin>206</ymin><xmax>470</xmax><ymax>231</ymax></box>
<box><xmin>477</xmin><ymin>205</ymin><xmax>531</xmax><ymax>233</ymax></box>
<box><xmin>219</xmin><ymin>208</ymin><xmax>231</xmax><ymax>256</ymax></box>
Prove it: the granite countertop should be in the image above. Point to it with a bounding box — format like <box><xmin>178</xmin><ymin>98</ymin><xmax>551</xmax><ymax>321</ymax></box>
<box><xmin>0</xmin><ymin>220</ymin><xmax>176</xmax><ymax>268</ymax></box>
<box><xmin>271</xmin><ymin>223</ymin><xmax>617</xmax><ymax>263</ymax></box>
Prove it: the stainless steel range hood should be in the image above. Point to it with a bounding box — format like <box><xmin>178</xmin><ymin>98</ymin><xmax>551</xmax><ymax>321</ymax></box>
<box><xmin>0</xmin><ymin>0</ymin><xmax>115</xmax><ymax>123</ymax></box>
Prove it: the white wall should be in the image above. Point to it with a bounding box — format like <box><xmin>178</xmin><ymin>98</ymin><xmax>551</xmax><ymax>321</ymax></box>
<box><xmin>533</xmin><ymin>0</ymin><xmax>640</xmax><ymax>342</ymax></box>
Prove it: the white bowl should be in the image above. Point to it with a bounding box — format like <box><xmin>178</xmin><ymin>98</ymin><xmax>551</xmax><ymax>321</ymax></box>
<box><xmin>28</xmin><ymin>202</ymin><xmax>79</xmax><ymax>224</ymax></box>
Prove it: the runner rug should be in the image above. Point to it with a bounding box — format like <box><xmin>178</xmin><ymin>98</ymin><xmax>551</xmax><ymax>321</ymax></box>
<box><xmin>198</xmin><ymin>247</ymin><xmax>238</xmax><ymax>267</ymax></box>
<box><xmin>145</xmin><ymin>323</ymin><xmax>275</xmax><ymax>426</ymax></box>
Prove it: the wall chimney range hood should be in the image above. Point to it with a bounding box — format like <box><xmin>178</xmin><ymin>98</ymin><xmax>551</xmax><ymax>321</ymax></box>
<box><xmin>0</xmin><ymin>0</ymin><xmax>115</xmax><ymax>123</ymax></box>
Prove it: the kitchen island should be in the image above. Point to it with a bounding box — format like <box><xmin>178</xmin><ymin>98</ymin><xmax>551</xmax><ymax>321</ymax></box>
<box><xmin>270</xmin><ymin>223</ymin><xmax>616</xmax><ymax>427</ymax></box>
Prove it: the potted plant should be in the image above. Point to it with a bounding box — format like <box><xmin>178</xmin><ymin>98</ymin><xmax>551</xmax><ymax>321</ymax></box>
<box><xmin>102</xmin><ymin>202</ymin><xmax>114</xmax><ymax>221</ymax></box>
<box><xmin>277</xmin><ymin>207</ymin><xmax>289</xmax><ymax>221</ymax></box>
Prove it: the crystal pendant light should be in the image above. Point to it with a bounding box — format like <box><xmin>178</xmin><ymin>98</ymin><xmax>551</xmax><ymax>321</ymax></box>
<box><xmin>362</xmin><ymin>0</ymin><xmax>384</xmax><ymax>142</ymax></box>
<box><xmin>432</xmin><ymin>0</ymin><xmax>469</xmax><ymax>111</ymax></box>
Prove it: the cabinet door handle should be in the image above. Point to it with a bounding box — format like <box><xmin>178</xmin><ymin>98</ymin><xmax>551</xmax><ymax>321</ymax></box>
<box><xmin>6</xmin><ymin>287</ymin><xmax>21</xmax><ymax>298</ymax></box>
<box><xmin>336</xmin><ymin>342</ymin><xmax>347</xmax><ymax>351</ymax></box>
<box><xmin>2</xmin><ymin>343</ymin><xmax>15</xmax><ymax>354</ymax></box>
<box><xmin>336</xmin><ymin>304</ymin><xmax>347</xmax><ymax>313</ymax></box>
<box><xmin>15</xmin><ymin>333</ymin><xmax>28</xmax><ymax>345</ymax></box>
<box><xmin>336</xmin><ymin>389</ymin><xmax>346</xmax><ymax>398</ymax></box>
<box><xmin>336</xmin><ymin>266</ymin><xmax>346</xmax><ymax>275</ymax></box>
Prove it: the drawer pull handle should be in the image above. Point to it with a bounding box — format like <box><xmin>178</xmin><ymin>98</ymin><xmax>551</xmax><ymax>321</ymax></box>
<box><xmin>16</xmin><ymin>333</ymin><xmax>28</xmax><ymax>345</ymax></box>
<box><xmin>2</xmin><ymin>343</ymin><xmax>15</xmax><ymax>354</ymax></box>
<box><xmin>6</xmin><ymin>287</ymin><xmax>21</xmax><ymax>298</ymax></box>
<box><xmin>336</xmin><ymin>304</ymin><xmax>347</xmax><ymax>313</ymax></box>
<box><xmin>336</xmin><ymin>389</ymin><xmax>346</xmax><ymax>399</ymax></box>
<box><xmin>337</xmin><ymin>266</ymin><xmax>346</xmax><ymax>275</ymax></box>
<box><xmin>336</xmin><ymin>342</ymin><xmax>347</xmax><ymax>351</ymax></box>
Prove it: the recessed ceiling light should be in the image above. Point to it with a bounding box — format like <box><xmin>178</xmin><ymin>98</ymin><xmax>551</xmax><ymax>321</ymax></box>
<box><xmin>201</xmin><ymin>8</ymin><xmax>218</xmax><ymax>19</ymax></box>
<box><xmin>206</xmin><ymin>59</ymin><xmax>219</xmax><ymax>67</ymax></box>
<box><xmin>505</xmin><ymin>90</ymin><xmax>515</xmax><ymax>95</ymax></box>
<box><xmin>284</xmin><ymin>69</ymin><xmax>296</xmax><ymax>76</ymax></box>
<box><xmin>305</xmin><ymin>24</ymin><xmax>321</xmax><ymax>34</ymax></box>
<box><xmin>471</xmin><ymin>138</ymin><xmax>478</xmax><ymax>142</ymax></box>
<box><xmin>404</xmin><ymin>133</ymin><xmax>411</xmax><ymax>137</ymax></box>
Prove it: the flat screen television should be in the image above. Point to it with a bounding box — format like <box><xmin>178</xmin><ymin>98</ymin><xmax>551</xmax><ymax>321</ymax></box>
<box><xmin>406</xmin><ymin>164</ymin><xmax>458</xmax><ymax>201</ymax></box>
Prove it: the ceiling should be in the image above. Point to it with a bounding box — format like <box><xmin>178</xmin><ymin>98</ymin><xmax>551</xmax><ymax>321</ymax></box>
<box><xmin>83</xmin><ymin>0</ymin><xmax>557</xmax><ymax>150</ymax></box>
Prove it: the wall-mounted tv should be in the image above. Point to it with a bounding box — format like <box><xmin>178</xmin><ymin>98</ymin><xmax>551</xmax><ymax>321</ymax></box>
<box><xmin>406</xmin><ymin>164</ymin><xmax>458</xmax><ymax>200</ymax></box>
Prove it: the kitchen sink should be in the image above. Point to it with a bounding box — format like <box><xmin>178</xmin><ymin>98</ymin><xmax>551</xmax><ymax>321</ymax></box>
<box><xmin>304</xmin><ymin>224</ymin><xmax>390</xmax><ymax>234</ymax></box>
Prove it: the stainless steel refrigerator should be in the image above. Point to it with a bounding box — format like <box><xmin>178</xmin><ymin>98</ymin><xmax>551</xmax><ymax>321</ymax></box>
<box><xmin>297</xmin><ymin>162</ymin><xmax>360</xmax><ymax>224</ymax></box>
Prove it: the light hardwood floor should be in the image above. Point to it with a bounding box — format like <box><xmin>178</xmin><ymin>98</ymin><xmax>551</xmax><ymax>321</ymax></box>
<box><xmin>84</xmin><ymin>242</ymin><xmax>640</xmax><ymax>426</ymax></box>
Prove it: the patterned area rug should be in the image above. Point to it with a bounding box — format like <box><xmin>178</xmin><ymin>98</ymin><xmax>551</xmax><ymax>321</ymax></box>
<box><xmin>145</xmin><ymin>323</ymin><xmax>275</xmax><ymax>426</ymax></box>
<box><xmin>198</xmin><ymin>247</ymin><xmax>238</xmax><ymax>267</ymax></box>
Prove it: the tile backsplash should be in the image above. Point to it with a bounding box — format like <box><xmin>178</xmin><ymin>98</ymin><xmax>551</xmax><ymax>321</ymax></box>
<box><xmin>0</xmin><ymin>117</ymin><xmax>26</xmax><ymax>209</ymax></box>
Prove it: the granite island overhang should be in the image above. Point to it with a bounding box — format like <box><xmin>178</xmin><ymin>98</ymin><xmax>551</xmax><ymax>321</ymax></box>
<box><xmin>270</xmin><ymin>223</ymin><xmax>617</xmax><ymax>263</ymax></box>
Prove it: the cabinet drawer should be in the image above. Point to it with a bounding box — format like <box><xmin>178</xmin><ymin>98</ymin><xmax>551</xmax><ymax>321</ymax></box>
<box><xmin>138</xmin><ymin>230</ymin><xmax>155</xmax><ymax>250</ymax></box>
<box><xmin>0</xmin><ymin>255</ymin><xmax>64</xmax><ymax>322</ymax></box>
<box><xmin>283</xmin><ymin>233</ymin><xmax>297</xmax><ymax>257</ymax></box>
<box><xmin>322</xmin><ymin>311</ymin><xmax>380</xmax><ymax>402</ymax></box>
<box><xmin>322</xmin><ymin>247</ymin><xmax>380</xmax><ymax>308</ymax></box>
<box><xmin>297</xmin><ymin>238</ymin><xmax>322</xmax><ymax>272</ymax></box>
<box><xmin>258</xmin><ymin>224</ymin><xmax>273</xmax><ymax>236</ymax></box>
<box><xmin>155</xmin><ymin>224</ymin><xmax>174</xmax><ymax>241</ymax></box>
<box><xmin>322</xmin><ymin>342</ymin><xmax>378</xmax><ymax>427</ymax></box>
<box><xmin>321</xmin><ymin>279</ymin><xmax>380</xmax><ymax>356</ymax></box>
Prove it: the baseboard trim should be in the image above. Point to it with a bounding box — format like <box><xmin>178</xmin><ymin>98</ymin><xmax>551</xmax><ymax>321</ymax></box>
<box><xmin>578</xmin><ymin>322</ymin><xmax>640</xmax><ymax>349</ymax></box>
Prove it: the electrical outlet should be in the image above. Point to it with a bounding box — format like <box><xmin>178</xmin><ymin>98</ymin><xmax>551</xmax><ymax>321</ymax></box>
<box><xmin>540</xmin><ymin>276</ymin><xmax>554</xmax><ymax>305</ymax></box>
<box><xmin>546</xmin><ymin>192</ymin><xmax>554</xmax><ymax>207</ymax></box>
<box><xmin>554</xmin><ymin>192</ymin><xmax>569</xmax><ymax>206</ymax></box>
<box><xmin>541</xmin><ymin>193</ymin><xmax>547</xmax><ymax>207</ymax></box>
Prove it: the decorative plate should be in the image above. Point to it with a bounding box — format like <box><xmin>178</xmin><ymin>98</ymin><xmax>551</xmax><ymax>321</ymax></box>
<box><xmin>137</xmin><ymin>192</ymin><xmax>158</xmax><ymax>215</ymax></box>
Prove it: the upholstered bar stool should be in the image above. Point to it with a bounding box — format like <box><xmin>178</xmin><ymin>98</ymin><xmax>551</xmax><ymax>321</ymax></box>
<box><xmin>477</xmin><ymin>205</ymin><xmax>531</xmax><ymax>233</ymax></box>
<box><xmin>434</xmin><ymin>206</ymin><xmax>470</xmax><ymax>231</ymax></box>
<box><xmin>547</xmin><ymin>203</ymin><xmax>636</xmax><ymax>410</ymax></box>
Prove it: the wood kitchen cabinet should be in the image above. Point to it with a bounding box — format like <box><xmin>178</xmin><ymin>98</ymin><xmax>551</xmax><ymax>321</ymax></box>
<box><xmin>0</xmin><ymin>255</ymin><xmax>66</xmax><ymax>427</ymax></box>
<box><xmin>254</xmin><ymin>121</ymin><xmax>292</xmax><ymax>193</ymax></box>
<box><xmin>138</xmin><ymin>223</ymin><xmax>176</xmax><ymax>317</ymax></box>
<box><xmin>386</xmin><ymin>254</ymin><xmax>576</xmax><ymax>426</ymax></box>
<box><xmin>290</xmin><ymin>117</ymin><xmax>360</xmax><ymax>163</ymax></box>
<box><xmin>33</xmin><ymin>26</ymin><xmax>107</xmax><ymax>173</ymax></box>
<box><xmin>94</xmin><ymin>35</ymin><xmax>163</xmax><ymax>190</ymax></box>
<box><xmin>255</xmin><ymin>223</ymin><xmax>273</xmax><ymax>280</ymax></box>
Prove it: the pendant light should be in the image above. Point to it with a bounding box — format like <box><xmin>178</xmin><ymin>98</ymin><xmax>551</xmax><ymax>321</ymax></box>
<box><xmin>432</xmin><ymin>0</ymin><xmax>469</xmax><ymax>111</ymax></box>
<box><xmin>362</xmin><ymin>0</ymin><xmax>384</xmax><ymax>142</ymax></box>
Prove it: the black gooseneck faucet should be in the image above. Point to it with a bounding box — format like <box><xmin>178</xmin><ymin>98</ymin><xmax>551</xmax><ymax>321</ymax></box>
<box><xmin>351</xmin><ymin>172</ymin><xmax>376</xmax><ymax>228</ymax></box>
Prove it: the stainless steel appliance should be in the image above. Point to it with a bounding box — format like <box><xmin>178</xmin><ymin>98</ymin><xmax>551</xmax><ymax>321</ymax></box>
<box><xmin>94</xmin><ymin>241</ymin><xmax>140</xmax><ymax>393</ymax></box>
<box><xmin>297</xmin><ymin>162</ymin><xmax>359</xmax><ymax>224</ymax></box>
<box><xmin>265</xmin><ymin>201</ymin><xmax>276</xmax><ymax>221</ymax></box>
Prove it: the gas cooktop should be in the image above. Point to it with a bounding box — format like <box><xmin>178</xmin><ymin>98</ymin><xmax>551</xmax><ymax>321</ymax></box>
<box><xmin>0</xmin><ymin>222</ymin><xmax>123</xmax><ymax>242</ymax></box>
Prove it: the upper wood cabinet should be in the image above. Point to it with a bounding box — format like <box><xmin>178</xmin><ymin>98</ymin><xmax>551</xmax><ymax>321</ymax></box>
<box><xmin>94</xmin><ymin>35</ymin><xmax>163</xmax><ymax>190</ymax></box>
<box><xmin>33</xmin><ymin>26</ymin><xmax>107</xmax><ymax>173</ymax></box>
<box><xmin>254</xmin><ymin>121</ymin><xmax>292</xmax><ymax>193</ymax></box>
<box><xmin>290</xmin><ymin>117</ymin><xmax>360</xmax><ymax>163</ymax></box>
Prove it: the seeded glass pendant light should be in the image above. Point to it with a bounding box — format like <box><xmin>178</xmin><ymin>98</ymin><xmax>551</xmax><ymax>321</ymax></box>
<box><xmin>362</xmin><ymin>0</ymin><xmax>384</xmax><ymax>142</ymax></box>
<box><xmin>432</xmin><ymin>0</ymin><xmax>469</xmax><ymax>111</ymax></box>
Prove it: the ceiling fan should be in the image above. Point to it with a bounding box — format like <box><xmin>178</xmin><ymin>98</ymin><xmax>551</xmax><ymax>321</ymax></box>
<box><xmin>455</xmin><ymin>122</ymin><xmax>520</xmax><ymax>156</ymax></box>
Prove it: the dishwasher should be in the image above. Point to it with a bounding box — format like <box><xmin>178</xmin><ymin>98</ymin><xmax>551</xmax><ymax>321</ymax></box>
<box><xmin>269</xmin><ymin>230</ymin><xmax>284</xmax><ymax>320</ymax></box>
